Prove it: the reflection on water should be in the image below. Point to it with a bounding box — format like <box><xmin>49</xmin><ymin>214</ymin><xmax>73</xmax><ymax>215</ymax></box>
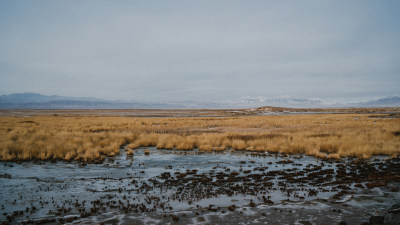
<box><xmin>1</xmin><ymin>148</ymin><xmax>399</xmax><ymax>224</ymax></box>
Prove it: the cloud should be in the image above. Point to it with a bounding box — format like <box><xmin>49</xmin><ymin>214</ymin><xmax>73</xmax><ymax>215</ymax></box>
<box><xmin>0</xmin><ymin>0</ymin><xmax>399</xmax><ymax>101</ymax></box>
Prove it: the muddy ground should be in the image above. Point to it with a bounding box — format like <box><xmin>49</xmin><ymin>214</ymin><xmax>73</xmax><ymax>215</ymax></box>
<box><xmin>1</xmin><ymin>148</ymin><xmax>400</xmax><ymax>225</ymax></box>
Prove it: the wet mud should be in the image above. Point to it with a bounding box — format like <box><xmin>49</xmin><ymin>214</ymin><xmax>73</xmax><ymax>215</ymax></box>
<box><xmin>1</xmin><ymin>148</ymin><xmax>400</xmax><ymax>225</ymax></box>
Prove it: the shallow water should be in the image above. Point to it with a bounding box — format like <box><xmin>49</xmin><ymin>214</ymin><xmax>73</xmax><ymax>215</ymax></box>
<box><xmin>1</xmin><ymin>148</ymin><xmax>399</xmax><ymax>224</ymax></box>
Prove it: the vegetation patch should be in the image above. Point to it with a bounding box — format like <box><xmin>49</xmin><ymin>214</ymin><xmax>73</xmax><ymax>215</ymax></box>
<box><xmin>0</xmin><ymin>113</ymin><xmax>399</xmax><ymax>162</ymax></box>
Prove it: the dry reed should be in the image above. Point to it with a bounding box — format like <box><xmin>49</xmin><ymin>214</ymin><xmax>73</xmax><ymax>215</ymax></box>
<box><xmin>0</xmin><ymin>114</ymin><xmax>399</xmax><ymax>161</ymax></box>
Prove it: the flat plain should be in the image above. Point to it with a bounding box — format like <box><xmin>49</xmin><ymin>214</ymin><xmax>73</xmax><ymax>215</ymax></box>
<box><xmin>1</xmin><ymin>108</ymin><xmax>399</xmax><ymax>162</ymax></box>
<box><xmin>1</xmin><ymin>108</ymin><xmax>400</xmax><ymax>225</ymax></box>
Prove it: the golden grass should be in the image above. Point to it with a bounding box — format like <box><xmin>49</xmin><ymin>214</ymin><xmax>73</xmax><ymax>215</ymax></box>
<box><xmin>0</xmin><ymin>113</ymin><xmax>399</xmax><ymax>161</ymax></box>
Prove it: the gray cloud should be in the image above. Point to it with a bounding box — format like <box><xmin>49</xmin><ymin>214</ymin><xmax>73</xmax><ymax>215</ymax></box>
<box><xmin>0</xmin><ymin>0</ymin><xmax>399</xmax><ymax>102</ymax></box>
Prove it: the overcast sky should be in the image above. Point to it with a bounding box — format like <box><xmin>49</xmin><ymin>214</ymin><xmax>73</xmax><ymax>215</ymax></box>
<box><xmin>0</xmin><ymin>0</ymin><xmax>399</xmax><ymax>102</ymax></box>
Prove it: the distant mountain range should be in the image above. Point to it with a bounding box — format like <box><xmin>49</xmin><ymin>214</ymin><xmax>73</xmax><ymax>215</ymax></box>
<box><xmin>227</xmin><ymin>95</ymin><xmax>400</xmax><ymax>108</ymax></box>
<box><xmin>226</xmin><ymin>96</ymin><xmax>325</xmax><ymax>108</ymax></box>
<box><xmin>0</xmin><ymin>93</ymin><xmax>399</xmax><ymax>109</ymax></box>
<box><xmin>0</xmin><ymin>93</ymin><xmax>177</xmax><ymax>109</ymax></box>
<box><xmin>357</xmin><ymin>96</ymin><xmax>400</xmax><ymax>107</ymax></box>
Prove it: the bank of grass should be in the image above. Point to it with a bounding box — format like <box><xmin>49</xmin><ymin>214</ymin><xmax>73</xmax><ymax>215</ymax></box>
<box><xmin>0</xmin><ymin>114</ymin><xmax>399</xmax><ymax>162</ymax></box>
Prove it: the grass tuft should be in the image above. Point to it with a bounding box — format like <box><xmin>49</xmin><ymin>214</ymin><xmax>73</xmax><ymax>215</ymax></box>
<box><xmin>0</xmin><ymin>113</ymin><xmax>399</xmax><ymax>161</ymax></box>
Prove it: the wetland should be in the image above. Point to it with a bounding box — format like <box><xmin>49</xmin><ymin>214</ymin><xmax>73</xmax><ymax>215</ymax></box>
<box><xmin>1</xmin><ymin>109</ymin><xmax>400</xmax><ymax>224</ymax></box>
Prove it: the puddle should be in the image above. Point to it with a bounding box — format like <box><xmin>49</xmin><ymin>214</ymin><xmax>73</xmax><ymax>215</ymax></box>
<box><xmin>1</xmin><ymin>148</ymin><xmax>399</xmax><ymax>224</ymax></box>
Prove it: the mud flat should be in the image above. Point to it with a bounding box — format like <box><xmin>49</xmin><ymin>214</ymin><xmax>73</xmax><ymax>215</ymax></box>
<box><xmin>1</xmin><ymin>148</ymin><xmax>399</xmax><ymax>225</ymax></box>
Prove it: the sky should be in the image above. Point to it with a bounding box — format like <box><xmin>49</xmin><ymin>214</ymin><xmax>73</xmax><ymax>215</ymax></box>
<box><xmin>0</xmin><ymin>0</ymin><xmax>399</xmax><ymax>103</ymax></box>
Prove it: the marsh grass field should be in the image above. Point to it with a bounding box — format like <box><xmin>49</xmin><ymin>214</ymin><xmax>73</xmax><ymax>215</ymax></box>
<box><xmin>1</xmin><ymin>108</ymin><xmax>400</xmax><ymax>162</ymax></box>
<box><xmin>1</xmin><ymin>108</ymin><xmax>400</xmax><ymax>225</ymax></box>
